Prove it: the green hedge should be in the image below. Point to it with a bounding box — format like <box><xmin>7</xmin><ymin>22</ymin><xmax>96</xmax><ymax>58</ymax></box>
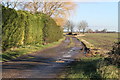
<box><xmin>22</xmin><ymin>12</ymin><xmax>43</xmax><ymax>45</ymax></box>
<box><xmin>2</xmin><ymin>7</ymin><xmax>25</xmax><ymax>50</ymax></box>
<box><xmin>2</xmin><ymin>6</ymin><xmax>63</xmax><ymax>51</ymax></box>
<box><xmin>41</xmin><ymin>14</ymin><xmax>63</xmax><ymax>43</ymax></box>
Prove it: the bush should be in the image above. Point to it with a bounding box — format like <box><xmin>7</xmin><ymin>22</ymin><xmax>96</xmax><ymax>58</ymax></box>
<box><xmin>109</xmin><ymin>42</ymin><xmax>120</xmax><ymax>55</ymax></box>
<box><xmin>107</xmin><ymin>42</ymin><xmax>120</xmax><ymax>66</ymax></box>
<box><xmin>97</xmin><ymin>42</ymin><xmax>120</xmax><ymax>78</ymax></box>
<box><xmin>97</xmin><ymin>60</ymin><xmax>119</xmax><ymax>78</ymax></box>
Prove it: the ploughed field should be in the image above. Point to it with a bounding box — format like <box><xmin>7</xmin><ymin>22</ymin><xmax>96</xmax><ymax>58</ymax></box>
<box><xmin>78</xmin><ymin>33</ymin><xmax>118</xmax><ymax>50</ymax></box>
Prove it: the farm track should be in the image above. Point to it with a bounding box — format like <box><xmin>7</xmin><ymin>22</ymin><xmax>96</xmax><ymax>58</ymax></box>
<box><xmin>2</xmin><ymin>36</ymin><xmax>85</xmax><ymax>78</ymax></box>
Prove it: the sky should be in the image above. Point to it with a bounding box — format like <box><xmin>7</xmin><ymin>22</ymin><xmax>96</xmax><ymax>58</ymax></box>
<box><xmin>69</xmin><ymin>2</ymin><xmax>118</xmax><ymax>32</ymax></box>
<box><xmin>5</xmin><ymin>0</ymin><xmax>119</xmax><ymax>32</ymax></box>
<box><xmin>8</xmin><ymin>0</ymin><xmax>119</xmax><ymax>2</ymax></box>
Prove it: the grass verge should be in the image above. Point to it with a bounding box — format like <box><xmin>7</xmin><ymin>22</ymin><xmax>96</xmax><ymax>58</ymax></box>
<box><xmin>60</xmin><ymin>56</ymin><xmax>119</xmax><ymax>79</ymax></box>
<box><xmin>1</xmin><ymin>37</ymin><xmax>65</xmax><ymax>62</ymax></box>
<box><xmin>67</xmin><ymin>36</ymin><xmax>75</xmax><ymax>48</ymax></box>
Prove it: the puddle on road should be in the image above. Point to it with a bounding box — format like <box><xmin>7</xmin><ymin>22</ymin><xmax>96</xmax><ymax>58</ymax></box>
<box><xmin>63</xmin><ymin>54</ymin><xmax>71</xmax><ymax>58</ymax></box>
<box><xmin>55</xmin><ymin>46</ymin><xmax>83</xmax><ymax>64</ymax></box>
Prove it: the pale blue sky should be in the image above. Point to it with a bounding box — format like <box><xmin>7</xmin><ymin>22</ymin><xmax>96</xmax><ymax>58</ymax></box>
<box><xmin>69</xmin><ymin>2</ymin><xmax>118</xmax><ymax>32</ymax></box>
<box><xmin>6</xmin><ymin>1</ymin><xmax>118</xmax><ymax>31</ymax></box>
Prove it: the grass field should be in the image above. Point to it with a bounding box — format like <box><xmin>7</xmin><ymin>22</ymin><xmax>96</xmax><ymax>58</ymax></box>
<box><xmin>78</xmin><ymin>33</ymin><xmax>118</xmax><ymax>50</ymax></box>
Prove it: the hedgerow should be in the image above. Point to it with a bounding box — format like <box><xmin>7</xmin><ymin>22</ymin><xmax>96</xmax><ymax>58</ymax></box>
<box><xmin>2</xmin><ymin>6</ymin><xmax>63</xmax><ymax>51</ymax></box>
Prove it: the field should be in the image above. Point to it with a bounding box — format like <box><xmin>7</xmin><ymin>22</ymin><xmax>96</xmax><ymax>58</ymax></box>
<box><xmin>78</xmin><ymin>33</ymin><xmax>118</xmax><ymax>51</ymax></box>
<box><xmin>60</xmin><ymin>33</ymin><xmax>119</xmax><ymax>79</ymax></box>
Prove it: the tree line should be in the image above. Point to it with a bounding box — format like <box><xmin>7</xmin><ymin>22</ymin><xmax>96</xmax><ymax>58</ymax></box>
<box><xmin>64</xmin><ymin>20</ymin><xmax>114</xmax><ymax>34</ymax></box>
<box><xmin>64</xmin><ymin>20</ymin><xmax>88</xmax><ymax>34</ymax></box>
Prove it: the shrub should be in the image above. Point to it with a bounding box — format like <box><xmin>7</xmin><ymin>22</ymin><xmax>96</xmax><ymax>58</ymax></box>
<box><xmin>97</xmin><ymin>60</ymin><xmax>119</xmax><ymax>78</ymax></box>
<box><xmin>97</xmin><ymin>42</ymin><xmax>120</xmax><ymax>78</ymax></box>
<box><xmin>107</xmin><ymin>42</ymin><xmax>120</xmax><ymax>66</ymax></box>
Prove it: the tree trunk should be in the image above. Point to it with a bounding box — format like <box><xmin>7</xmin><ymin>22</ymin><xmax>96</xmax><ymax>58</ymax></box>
<box><xmin>67</xmin><ymin>28</ymin><xmax>69</xmax><ymax>33</ymax></box>
<box><xmin>79</xmin><ymin>29</ymin><xmax>80</xmax><ymax>33</ymax></box>
<box><xmin>83</xmin><ymin>29</ymin><xmax>85</xmax><ymax>34</ymax></box>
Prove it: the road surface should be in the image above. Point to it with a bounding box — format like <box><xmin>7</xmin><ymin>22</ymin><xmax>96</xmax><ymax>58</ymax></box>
<box><xmin>2</xmin><ymin>36</ymin><xmax>86</xmax><ymax>78</ymax></box>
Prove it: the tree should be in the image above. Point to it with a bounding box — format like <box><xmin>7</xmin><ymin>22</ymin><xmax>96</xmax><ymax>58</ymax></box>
<box><xmin>78</xmin><ymin>21</ymin><xmax>88</xmax><ymax>34</ymax></box>
<box><xmin>1</xmin><ymin>0</ymin><xmax>19</xmax><ymax>9</ymax></box>
<box><xmin>20</xmin><ymin>2</ymin><xmax>76</xmax><ymax>26</ymax></box>
<box><xmin>21</xmin><ymin>1</ymin><xmax>43</xmax><ymax>13</ymax></box>
<box><xmin>77</xmin><ymin>24</ymin><xmax>82</xmax><ymax>33</ymax></box>
<box><xmin>69</xmin><ymin>22</ymin><xmax>74</xmax><ymax>33</ymax></box>
<box><xmin>64</xmin><ymin>20</ymin><xmax>71</xmax><ymax>32</ymax></box>
<box><xmin>95</xmin><ymin>29</ymin><xmax>99</xmax><ymax>33</ymax></box>
<box><xmin>86</xmin><ymin>29</ymin><xmax>93</xmax><ymax>33</ymax></box>
<box><xmin>101</xmin><ymin>29</ymin><xmax>107</xmax><ymax>33</ymax></box>
<box><xmin>64</xmin><ymin>20</ymin><xmax>74</xmax><ymax>33</ymax></box>
<box><xmin>0</xmin><ymin>1</ymin><xmax>76</xmax><ymax>27</ymax></box>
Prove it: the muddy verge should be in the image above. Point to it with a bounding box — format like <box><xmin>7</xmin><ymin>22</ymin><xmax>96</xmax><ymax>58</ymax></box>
<box><xmin>75</xmin><ymin>37</ymin><xmax>101</xmax><ymax>57</ymax></box>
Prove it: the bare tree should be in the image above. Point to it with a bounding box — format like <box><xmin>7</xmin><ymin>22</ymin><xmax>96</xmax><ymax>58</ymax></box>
<box><xmin>1</xmin><ymin>0</ymin><xmax>11</xmax><ymax>8</ymax></box>
<box><xmin>70</xmin><ymin>22</ymin><xmax>74</xmax><ymax>33</ymax></box>
<box><xmin>86</xmin><ymin>29</ymin><xmax>93</xmax><ymax>33</ymax></box>
<box><xmin>16</xmin><ymin>2</ymin><xmax>28</xmax><ymax>10</ymax></box>
<box><xmin>10</xmin><ymin>0</ymin><xmax>19</xmax><ymax>9</ymax></box>
<box><xmin>43</xmin><ymin>2</ymin><xmax>63</xmax><ymax>16</ymax></box>
<box><xmin>95</xmin><ymin>29</ymin><xmax>99</xmax><ymax>33</ymax></box>
<box><xmin>23</xmin><ymin>0</ymin><xmax>43</xmax><ymax>13</ymax></box>
<box><xmin>77</xmin><ymin>24</ymin><xmax>82</xmax><ymax>33</ymax></box>
<box><xmin>1</xmin><ymin>0</ymin><xmax>20</xmax><ymax>9</ymax></box>
<box><xmin>64</xmin><ymin>20</ymin><xmax>70</xmax><ymax>32</ymax></box>
<box><xmin>22</xmin><ymin>2</ymin><xmax>76</xmax><ymax>26</ymax></box>
<box><xmin>1</xmin><ymin>1</ymin><xmax>76</xmax><ymax>27</ymax></box>
<box><xmin>78</xmin><ymin>21</ymin><xmax>88</xmax><ymax>34</ymax></box>
<box><xmin>64</xmin><ymin>20</ymin><xmax>74</xmax><ymax>33</ymax></box>
<box><xmin>101</xmin><ymin>29</ymin><xmax>107</xmax><ymax>33</ymax></box>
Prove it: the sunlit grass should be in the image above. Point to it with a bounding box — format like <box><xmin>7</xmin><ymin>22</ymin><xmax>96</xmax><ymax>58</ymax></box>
<box><xmin>60</xmin><ymin>57</ymin><xmax>103</xmax><ymax>78</ymax></box>
<box><xmin>1</xmin><ymin>37</ymin><xmax>65</xmax><ymax>62</ymax></box>
<box><xmin>67</xmin><ymin>36</ymin><xmax>75</xmax><ymax>48</ymax></box>
<box><xmin>60</xmin><ymin>56</ymin><xmax>119</xmax><ymax>79</ymax></box>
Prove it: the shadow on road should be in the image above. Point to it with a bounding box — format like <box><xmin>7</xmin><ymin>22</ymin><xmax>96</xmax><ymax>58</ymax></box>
<box><xmin>2</xmin><ymin>36</ymin><xmax>86</xmax><ymax>78</ymax></box>
<box><xmin>3</xmin><ymin>55</ymin><xmax>56</xmax><ymax>70</ymax></box>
